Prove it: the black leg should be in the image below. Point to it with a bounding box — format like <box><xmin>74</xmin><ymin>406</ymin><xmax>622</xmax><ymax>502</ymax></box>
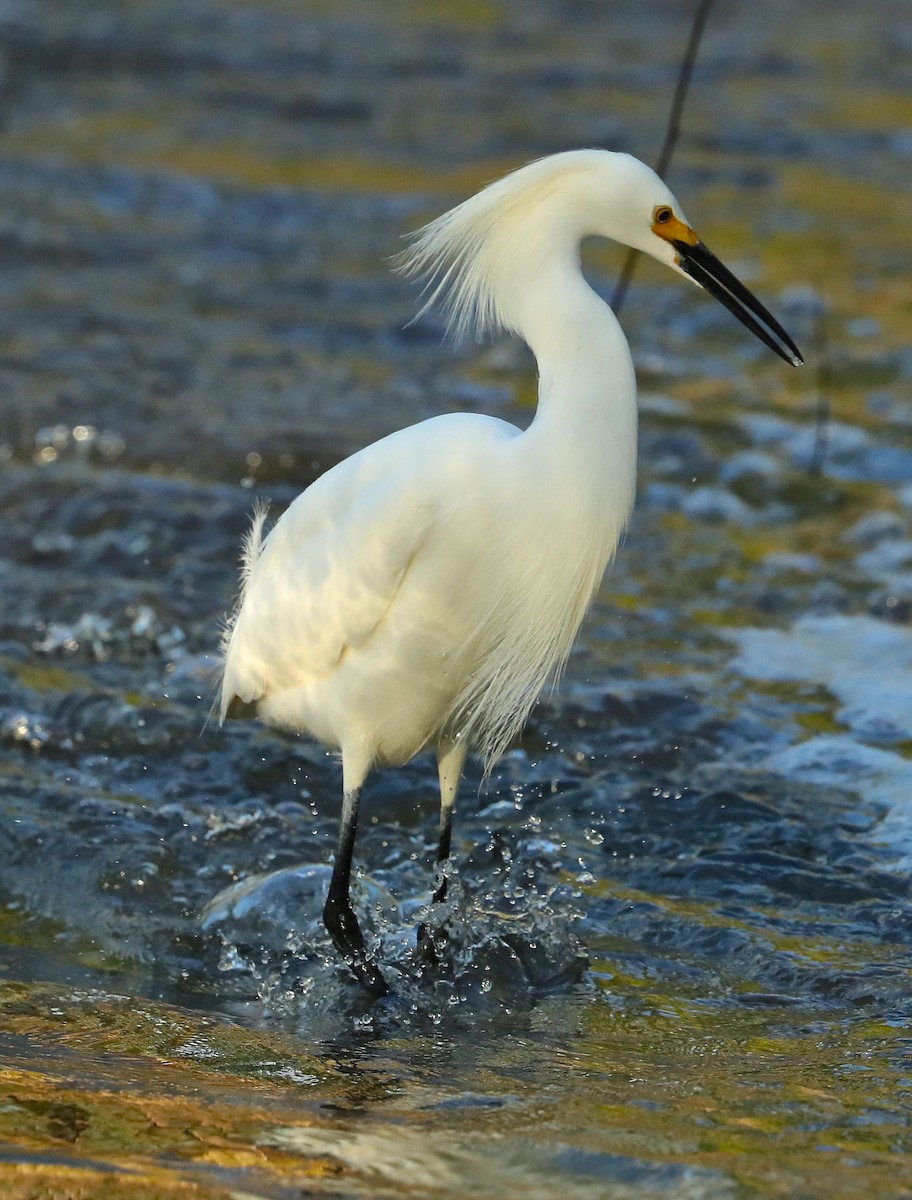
<box><xmin>417</xmin><ymin>737</ymin><xmax>467</xmax><ymax>967</ymax></box>
<box><xmin>431</xmin><ymin>803</ymin><xmax>454</xmax><ymax>905</ymax></box>
<box><xmin>323</xmin><ymin>788</ymin><xmax>389</xmax><ymax>997</ymax></box>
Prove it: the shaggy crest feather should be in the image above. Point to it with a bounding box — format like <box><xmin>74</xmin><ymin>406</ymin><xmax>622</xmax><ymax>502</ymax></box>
<box><xmin>397</xmin><ymin>151</ymin><xmax>598</xmax><ymax>342</ymax></box>
<box><xmin>218</xmin><ymin>499</ymin><xmax>270</xmax><ymax>720</ymax></box>
<box><xmin>239</xmin><ymin>500</ymin><xmax>270</xmax><ymax>588</ymax></box>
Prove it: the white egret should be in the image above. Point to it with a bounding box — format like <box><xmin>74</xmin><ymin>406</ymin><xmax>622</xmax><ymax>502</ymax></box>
<box><xmin>219</xmin><ymin>150</ymin><xmax>802</xmax><ymax>995</ymax></box>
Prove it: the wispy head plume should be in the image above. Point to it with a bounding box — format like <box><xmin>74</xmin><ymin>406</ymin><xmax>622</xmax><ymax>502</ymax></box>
<box><xmin>395</xmin><ymin>152</ymin><xmax>597</xmax><ymax>343</ymax></box>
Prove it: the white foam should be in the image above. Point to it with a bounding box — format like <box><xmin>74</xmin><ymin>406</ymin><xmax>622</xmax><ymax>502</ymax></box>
<box><xmin>724</xmin><ymin>615</ymin><xmax>912</xmax><ymax>863</ymax></box>
<box><xmin>726</xmin><ymin>614</ymin><xmax>912</xmax><ymax>742</ymax></box>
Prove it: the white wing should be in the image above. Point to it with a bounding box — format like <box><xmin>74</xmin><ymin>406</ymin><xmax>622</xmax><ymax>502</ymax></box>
<box><xmin>219</xmin><ymin>414</ymin><xmax>515</xmax><ymax>719</ymax></box>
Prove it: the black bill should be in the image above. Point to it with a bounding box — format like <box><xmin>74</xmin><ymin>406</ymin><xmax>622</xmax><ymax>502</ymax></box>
<box><xmin>673</xmin><ymin>239</ymin><xmax>804</xmax><ymax>367</ymax></box>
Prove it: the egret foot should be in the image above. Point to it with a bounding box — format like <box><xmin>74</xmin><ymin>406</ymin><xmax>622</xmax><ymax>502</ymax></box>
<box><xmin>323</xmin><ymin>893</ymin><xmax>389</xmax><ymax>997</ymax></box>
<box><xmin>416</xmin><ymin>921</ymin><xmax>446</xmax><ymax>968</ymax></box>
<box><xmin>415</xmin><ymin>874</ymin><xmax>450</xmax><ymax>969</ymax></box>
<box><xmin>321</xmin><ymin>786</ymin><xmax>390</xmax><ymax>997</ymax></box>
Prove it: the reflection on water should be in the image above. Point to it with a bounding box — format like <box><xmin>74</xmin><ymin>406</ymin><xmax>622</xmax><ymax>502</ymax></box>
<box><xmin>1</xmin><ymin>0</ymin><xmax>912</xmax><ymax>1196</ymax></box>
<box><xmin>261</xmin><ymin>1121</ymin><xmax>737</xmax><ymax>1199</ymax></box>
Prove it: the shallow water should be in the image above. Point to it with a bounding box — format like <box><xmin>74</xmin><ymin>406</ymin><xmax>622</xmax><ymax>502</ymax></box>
<box><xmin>1</xmin><ymin>1</ymin><xmax>912</xmax><ymax>1196</ymax></box>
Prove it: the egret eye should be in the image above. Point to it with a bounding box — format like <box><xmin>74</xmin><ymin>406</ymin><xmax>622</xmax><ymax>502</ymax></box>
<box><xmin>654</xmin><ymin>206</ymin><xmax>673</xmax><ymax>224</ymax></box>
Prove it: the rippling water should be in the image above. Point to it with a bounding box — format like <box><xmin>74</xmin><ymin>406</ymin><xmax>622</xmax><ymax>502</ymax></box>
<box><xmin>1</xmin><ymin>1</ymin><xmax>911</xmax><ymax>1196</ymax></box>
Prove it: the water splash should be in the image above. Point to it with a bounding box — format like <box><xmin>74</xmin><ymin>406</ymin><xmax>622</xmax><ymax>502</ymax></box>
<box><xmin>200</xmin><ymin>857</ymin><xmax>587</xmax><ymax>1026</ymax></box>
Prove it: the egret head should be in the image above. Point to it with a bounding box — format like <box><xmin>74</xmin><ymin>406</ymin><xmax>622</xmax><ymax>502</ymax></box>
<box><xmin>401</xmin><ymin>149</ymin><xmax>802</xmax><ymax>367</ymax></box>
<box><xmin>573</xmin><ymin>152</ymin><xmax>804</xmax><ymax>367</ymax></box>
<box><xmin>572</xmin><ymin>151</ymin><xmax>689</xmax><ymax>262</ymax></box>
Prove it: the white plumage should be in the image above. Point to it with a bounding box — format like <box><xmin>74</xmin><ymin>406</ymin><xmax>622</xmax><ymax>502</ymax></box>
<box><xmin>219</xmin><ymin>150</ymin><xmax>802</xmax><ymax>994</ymax></box>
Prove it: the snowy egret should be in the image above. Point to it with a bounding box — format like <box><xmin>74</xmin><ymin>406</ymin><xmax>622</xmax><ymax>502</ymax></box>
<box><xmin>220</xmin><ymin>150</ymin><xmax>802</xmax><ymax>995</ymax></box>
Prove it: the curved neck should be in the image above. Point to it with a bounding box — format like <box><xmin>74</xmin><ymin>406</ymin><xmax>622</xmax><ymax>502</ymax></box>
<box><xmin>507</xmin><ymin>257</ymin><xmax>639</xmax><ymax>534</ymax></box>
<box><xmin>494</xmin><ymin>258</ymin><xmax>638</xmax><ymax>549</ymax></box>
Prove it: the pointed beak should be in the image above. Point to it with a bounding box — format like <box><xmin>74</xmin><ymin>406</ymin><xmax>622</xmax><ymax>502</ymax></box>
<box><xmin>673</xmin><ymin>238</ymin><xmax>804</xmax><ymax>367</ymax></box>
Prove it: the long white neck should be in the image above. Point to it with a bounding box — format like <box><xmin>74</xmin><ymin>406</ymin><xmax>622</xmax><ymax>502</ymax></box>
<box><xmin>514</xmin><ymin>255</ymin><xmax>639</xmax><ymax>538</ymax></box>
<box><xmin>399</xmin><ymin>151</ymin><xmax>641</xmax><ymax>537</ymax></box>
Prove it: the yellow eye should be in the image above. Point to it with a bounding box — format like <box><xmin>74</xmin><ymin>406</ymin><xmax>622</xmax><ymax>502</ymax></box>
<box><xmin>654</xmin><ymin>206</ymin><xmax>673</xmax><ymax>224</ymax></box>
